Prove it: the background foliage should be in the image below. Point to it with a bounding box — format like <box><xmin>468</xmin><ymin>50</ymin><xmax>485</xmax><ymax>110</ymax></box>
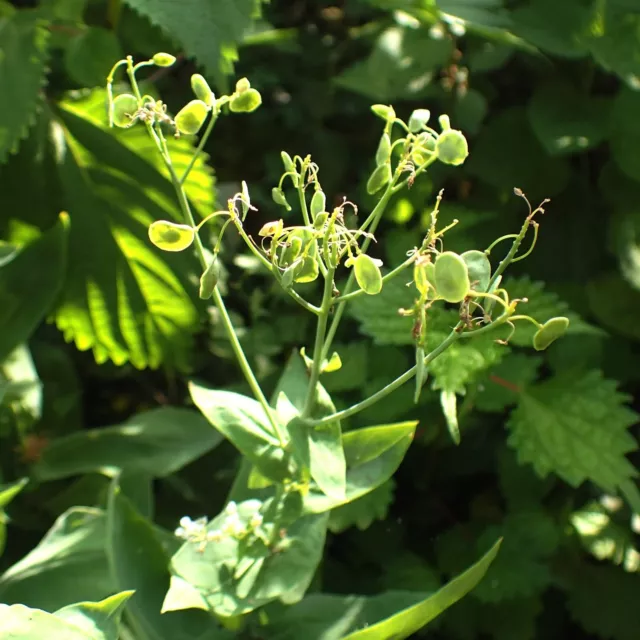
<box><xmin>1</xmin><ymin>0</ymin><xmax>640</xmax><ymax>638</ymax></box>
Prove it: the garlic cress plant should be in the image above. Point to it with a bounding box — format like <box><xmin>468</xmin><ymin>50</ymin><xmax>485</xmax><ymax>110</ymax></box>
<box><xmin>106</xmin><ymin>54</ymin><xmax>570</xmax><ymax>634</ymax></box>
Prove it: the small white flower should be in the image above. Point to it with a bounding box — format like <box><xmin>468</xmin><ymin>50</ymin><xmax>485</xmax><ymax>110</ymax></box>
<box><xmin>206</xmin><ymin>529</ymin><xmax>223</xmax><ymax>542</ymax></box>
<box><xmin>249</xmin><ymin>513</ymin><xmax>263</xmax><ymax>529</ymax></box>
<box><xmin>225</xmin><ymin>501</ymin><xmax>238</xmax><ymax>516</ymax></box>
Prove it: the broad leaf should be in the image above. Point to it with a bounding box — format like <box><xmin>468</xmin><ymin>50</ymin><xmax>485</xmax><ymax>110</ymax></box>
<box><xmin>0</xmin><ymin>9</ymin><xmax>50</xmax><ymax>163</ymax></box>
<box><xmin>122</xmin><ymin>0</ymin><xmax>261</xmax><ymax>75</ymax></box>
<box><xmin>0</xmin><ymin>214</ymin><xmax>68</xmax><ymax>365</ymax></box>
<box><xmin>0</xmin><ymin>507</ymin><xmax>113</xmax><ymax>610</ymax></box>
<box><xmin>0</xmin><ymin>603</ymin><xmax>104</xmax><ymax>639</ymax></box>
<box><xmin>106</xmin><ymin>480</ymin><xmax>220</xmax><ymax>639</ymax></box>
<box><xmin>189</xmin><ymin>383</ymin><xmax>289</xmax><ymax>482</ymax></box>
<box><xmin>507</xmin><ymin>370</ymin><xmax>639</xmax><ymax>494</ymax></box>
<box><xmin>304</xmin><ymin>421</ymin><xmax>416</xmax><ymax>514</ymax></box>
<box><xmin>32</xmin><ymin>406</ymin><xmax>223</xmax><ymax>481</ymax></box>
<box><xmin>328</xmin><ymin>479</ymin><xmax>394</xmax><ymax>533</ymax></box>
<box><xmin>263</xmin><ymin>538</ymin><xmax>501</xmax><ymax>640</ymax></box>
<box><xmin>53</xmin><ymin>591</ymin><xmax>134</xmax><ymax>640</ymax></box>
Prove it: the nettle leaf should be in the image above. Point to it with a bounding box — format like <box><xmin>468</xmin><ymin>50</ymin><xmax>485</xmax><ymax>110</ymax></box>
<box><xmin>507</xmin><ymin>370</ymin><xmax>639</xmax><ymax>494</ymax></box>
<box><xmin>335</xmin><ymin>25</ymin><xmax>453</xmax><ymax>102</ymax></box>
<box><xmin>44</xmin><ymin>93</ymin><xmax>209</xmax><ymax>369</ymax></box>
<box><xmin>348</xmin><ymin>273</ymin><xmax>415</xmax><ymax>345</ymax></box>
<box><xmin>0</xmin><ymin>214</ymin><xmax>68</xmax><ymax>365</ymax></box>
<box><xmin>32</xmin><ymin>407</ymin><xmax>223</xmax><ymax>482</ymax></box>
<box><xmin>122</xmin><ymin>0</ymin><xmax>262</xmax><ymax>75</ymax></box>
<box><xmin>0</xmin><ymin>10</ymin><xmax>50</xmax><ymax>163</ymax></box>
<box><xmin>564</xmin><ymin>563</ymin><xmax>640</xmax><ymax>640</ymax></box>
<box><xmin>474</xmin><ymin>353</ymin><xmax>543</xmax><ymax>413</ymax></box>
<box><xmin>528</xmin><ymin>82</ymin><xmax>611</xmax><ymax>155</ymax></box>
<box><xmin>328</xmin><ymin>479</ymin><xmax>395</xmax><ymax>534</ymax></box>
<box><xmin>504</xmin><ymin>276</ymin><xmax>596</xmax><ymax>346</ymax></box>
<box><xmin>473</xmin><ymin>512</ymin><xmax>559</xmax><ymax>602</ymax></box>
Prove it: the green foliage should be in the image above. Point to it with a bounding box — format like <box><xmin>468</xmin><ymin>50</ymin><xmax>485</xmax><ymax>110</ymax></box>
<box><xmin>507</xmin><ymin>370</ymin><xmax>638</xmax><ymax>493</ymax></box>
<box><xmin>0</xmin><ymin>9</ymin><xmax>50</xmax><ymax>163</ymax></box>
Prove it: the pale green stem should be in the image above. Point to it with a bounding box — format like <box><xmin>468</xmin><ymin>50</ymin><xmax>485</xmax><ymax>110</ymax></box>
<box><xmin>302</xmin><ymin>266</ymin><xmax>336</xmax><ymax>418</ymax></box>
<box><xmin>148</xmin><ymin>122</ymin><xmax>285</xmax><ymax>445</ymax></box>
<box><xmin>310</xmin><ymin>326</ymin><xmax>463</xmax><ymax>427</ymax></box>
<box><xmin>180</xmin><ymin>111</ymin><xmax>219</xmax><ymax>185</ymax></box>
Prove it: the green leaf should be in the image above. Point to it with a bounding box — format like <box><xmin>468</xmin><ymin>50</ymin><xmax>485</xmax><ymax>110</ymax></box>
<box><xmin>64</xmin><ymin>27</ymin><xmax>123</xmax><ymax>88</ymax></box>
<box><xmin>507</xmin><ymin>370</ymin><xmax>639</xmax><ymax>493</ymax></box>
<box><xmin>563</xmin><ymin>563</ymin><xmax>640</xmax><ymax>640</ymax></box>
<box><xmin>308</xmin><ymin>422</ymin><xmax>346</xmax><ymax>501</ymax></box>
<box><xmin>328</xmin><ymin>479</ymin><xmax>394</xmax><ymax>534</ymax></box>
<box><xmin>0</xmin><ymin>477</ymin><xmax>28</xmax><ymax>510</ymax></box>
<box><xmin>169</xmin><ymin>498</ymin><xmax>329</xmax><ymax>617</ymax></box>
<box><xmin>121</xmin><ymin>0</ymin><xmax>261</xmax><ymax>75</ymax></box>
<box><xmin>472</xmin><ymin>512</ymin><xmax>559</xmax><ymax>602</ymax></box>
<box><xmin>348</xmin><ymin>272</ymin><xmax>415</xmax><ymax>345</ymax></box>
<box><xmin>0</xmin><ymin>602</ymin><xmax>106</xmax><ymax>639</ymax></box>
<box><xmin>528</xmin><ymin>82</ymin><xmax>610</xmax><ymax>155</ymax></box>
<box><xmin>0</xmin><ymin>508</ymin><xmax>113</xmax><ymax>611</ymax></box>
<box><xmin>32</xmin><ymin>407</ymin><xmax>223</xmax><ymax>482</ymax></box>
<box><xmin>340</xmin><ymin>538</ymin><xmax>502</xmax><ymax>639</ymax></box>
<box><xmin>466</xmin><ymin>108</ymin><xmax>570</xmax><ymax>199</ymax></box>
<box><xmin>334</xmin><ymin>26</ymin><xmax>453</xmax><ymax>102</ymax></box>
<box><xmin>189</xmin><ymin>383</ymin><xmax>289</xmax><ymax>482</ymax></box>
<box><xmin>53</xmin><ymin>591</ymin><xmax>134</xmax><ymax>640</ymax></box>
<box><xmin>304</xmin><ymin>421</ymin><xmax>416</xmax><ymax>514</ymax></box>
<box><xmin>48</xmin><ymin>106</ymin><xmax>201</xmax><ymax>370</ymax></box>
<box><xmin>0</xmin><ymin>10</ymin><xmax>50</xmax><ymax>163</ymax></box>
<box><xmin>587</xmin><ymin>272</ymin><xmax>640</xmax><ymax>342</ymax></box>
<box><xmin>0</xmin><ymin>214</ymin><xmax>69</xmax><ymax>365</ymax></box>
<box><xmin>106</xmin><ymin>480</ymin><xmax>219</xmax><ymax>639</ymax></box>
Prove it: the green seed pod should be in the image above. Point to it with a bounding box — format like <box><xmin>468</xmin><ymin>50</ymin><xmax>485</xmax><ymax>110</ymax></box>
<box><xmin>352</xmin><ymin>254</ymin><xmax>383</xmax><ymax>295</ymax></box>
<box><xmin>240</xmin><ymin>181</ymin><xmax>251</xmax><ymax>220</ymax></box>
<box><xmin>112</xmin><ymin>94</ymin><xmax>138</xmax><ymax>128</ymax></box>
<box><xmin>461</xmin><ymin>250</ymin><xmax>491</xmax><ymax>292</ymax></box>
<box><xmin>533</xmin><ymin>317</ymin><xmax>570</xmax><ymax>351</ymax></box>
<box><xmin>310</xmin><ymin>190</ymin><xmax>326</xmax><ymax>218</ymax></box>
<box><xmin>414</xmin><ymin>258</ymin><xmax>436</xmax><ymax>298</ymax></box>
<box><xmin>414</xmin><ymin>346</ymin><xmax>427</xmax><ymax>404</ymax></box>
<box><xmin>366</xmin><ymin>163</ymin><xmax>392</xmax><ymax>195</ymax></box>
<box><xmin>199</xmin><ymin>256</ymin><xmax>220</xmax><ymax>299</ymax></box>
<box><xmin>293</xmin><ymin>256</ymin><xmax>319</xmax><ymax>283</ymax></box>
<box><xmin>190</xmin><ymin>74</ymin><xmax>215</xmax><ymax>108</ymax></box>
<box><xmin>371</xmin><ymin>104</ymin><xmax>396</xmax><ymax>122</ymax></box>
<box><xmin>272</xmin><ymin>187</ymin><xmax>291</xmax><ymax>211</ymax></box>
<box><xmin>313</xmin><ymin>212</ymin><xmax>328</xmax><ymax>230</ymax></box>
<box><xmin>439</xmin><ymin>114</ymin><xmax>451</xmax><ymax>131</ymax></box>
<box><xmin>408</xmin><ymin>108</ymin><xmax>431</xmax><ymax>133</ymax></box>
<box><xmin>435</xmin><ymin>129</ymin><xmax>469</xmax><ymax>166</ymax></box>
<box><xmin>280</xmin><ymin>228</ymin><xmax>312</xmax><ymax>268</ymax></box>
<box><xmin>175</xmin><ymin>99</ymin><xmax>209</xmax><ymax>135</ymax></box>
<box><xmin>235</xmin><ymin>77</ymin><xmax>251</xmax><ymax>93</ymax></box>
<box><xmin>434</xmin><ymin>251</ymin><xmax>470</xmax><ymax>303</ymax></box>
<box><xmin>152</xmin><ymin>52</ymin><xmax>176</xmax><ymax>67</ymax></box>
<box><xmin>148</xmin><ymin>220</ymin><xmax>195</xmax><ymax>252</ymax></box>
<box><xmin>375</xmin><ymin>133</ymin><xmax>392</xmax><ymax>167</ymax></box>
<box><xmin>280</xmin><ymin>263</ymin><xmax>296</xmax><ymax>289</ymax></box>
<box><xmin>230</xmin><ymin>88</ymin><xmax>262</xmax><ymax>113</ymax></box>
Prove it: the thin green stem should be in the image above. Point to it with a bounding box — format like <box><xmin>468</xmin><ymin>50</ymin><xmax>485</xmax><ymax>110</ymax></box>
<box><xmin>149</xmin><ymin>122</ymin><xmax>285</xmax><ymax>445</ymax></box>
<box><xmin>180</xmin><ymin>112</ymin><xmax>219</xmax><ymax>185</ymax></box>
<box><xmin>311</xmin><ymin>327</ymin><xmax>463</xmax><ymax>427</ymax></box>
<box><xmin>302</xmin><ymin>267</ymin><xmax>336</xmax><ymax>418</ymax></box>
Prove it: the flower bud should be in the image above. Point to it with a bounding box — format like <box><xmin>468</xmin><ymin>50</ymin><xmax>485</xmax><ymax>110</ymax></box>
<box><xmin>434</xmin><ymin>251</ymin><xmax>470</xmax><ymax>303</ymax></box>
<box><xmin>152</xmin><ymin>52</ymin><xmax>176</xmax><ymax>67</ymax></box>
<box><xmin>439</xmin><ymin>114</ymin><xmax>451</xmax><ymax>131</ymax></box>
<box><xmin>175</xmin><ymin>99</ymin><xmax>209</xmax><ymax>135</ymax></box>
<box><xmin>112</xmin><ymin>94</ymin><xmax>138</xmax><ymax>128</ymax></box>
<box><xmin>371</xmin><ymin>104</ymin><xmax>396</xmax><ymax>122</ymax></box>
<box><xmin>148</xmin><ymin>220</ymin><xmax>195</xmax><ymax>252</ymax></box>
<box><xmin>191</xmin><ymin>74</ymin><xmax>215</xmax><ymax>108</ymax></box>
<box><xmin>408</xmin><ymin>109</ymin><xmax>431</xmax><ymax>133</ymax></box>
<box><xmin>435</xmin><ymin>129</ymin><xmax>469</xmax><ymax>166</ymax></box>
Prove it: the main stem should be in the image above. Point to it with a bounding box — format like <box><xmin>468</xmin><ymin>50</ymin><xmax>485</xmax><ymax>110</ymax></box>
<box><xmin>302</xmin><ymin>266</ymin><xmax>336</xmax><ymax>418</ymax></box>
